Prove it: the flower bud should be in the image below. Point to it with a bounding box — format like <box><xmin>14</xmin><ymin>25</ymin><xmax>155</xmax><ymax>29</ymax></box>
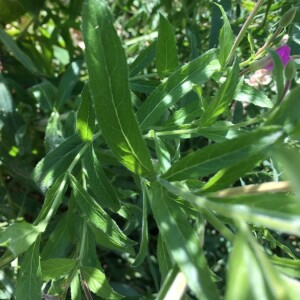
<box><xmin>285</xmin><ymin>60</ymin><xmax>297</xmax><ymax>80</ymax></box>
<box><xmin>279</xmin><ymin>7</ymin><xmax>298</xmax><ymax>28</ymax></box>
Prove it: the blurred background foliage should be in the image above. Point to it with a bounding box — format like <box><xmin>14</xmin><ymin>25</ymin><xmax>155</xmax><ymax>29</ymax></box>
<box><xmin>0</xmin><ymin>0</ymin><xmax>300</xmax><ymax>299</ymax></box>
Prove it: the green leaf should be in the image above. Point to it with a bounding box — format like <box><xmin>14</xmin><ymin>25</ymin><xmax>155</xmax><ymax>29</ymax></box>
<box><xmin>34</xmin><ymin>175</ymin><xmax>68</xmax><ymax>226</ymax></box>
<box><xmin>71</xmin><ymin>274</ymin><xmax>82</xmax><ymax>300</ymax></box>
<box><xmin>272</xmin><ymin>147</ymin><xmax>300</xmax><ymax>195</ymax></box>
<box><xmin>269</xmin><ymin>50</ymin><xmax>284</xmax><ymax>102</ymax></box>
<box><xmin>44</xmin><ymin>111</ymin><xmax>64</xmax><ymax>152</ymax></box>
<box><xmin>157</xmin><ymin>233</ymin><xmax>172</xmax><ymax>281</ymax></box>
<box><xmin>70</xmin><ymin>175</ymin><xmax>136</xmax><ymax>252</ymax></box>
<box><xmin>162</xmin><ymin>126</ymin><xmax>283</xmax><ymax>181</ymax></box>
<box><xmin>129</xmin><ymin>41</ymin><xmax>156</xmax><ymax>77</ymax></box>
<box><xmin>150</xmin><ymin>183</ymin><xmax>220</xmax><ymax>299</ymax></box>
<box><xmin>83</xmin><ymin>145</ymin><xmax>121</xmax><ymax>212</ymax></box>
<box><xmin>129</xmin><ymin>79</ymin><xmax>159</xmax><ymax>94</ymax></box>
<box><xmin>82</xmin><ymin>0</ymin><xmax>154</xmax><ymax>177</ymax></box>
<box><xmin>201</xmin><ymin>58</ymin><xmax>239</xmax><ymax>126</ymax></box>
<box><xmin>159</xmin><ymin>180</ymin><xmax>300</xmax><ymax>235</ymax></box>
<box><xmin>156</xmin><ymin>14</ymin><xmax>178</xmax><ymax>77</ymax></box>
<box><xmin>76</xmin><ymin>85</ymin><xmax>95</xmax><ymax>142</ymax></box>
<box><xmin>28</xmin><ymin>80</ymin><xmax>57</xmax><ymax>113</ymax></box>
<box><xmin>153</xmin><ymin>134</ymin><xmax>172</xmax><ymax>173</ymax></box>
<box><xmin>226</xmin><ymin>225</ymin><xmax>294</xmax><ymax>300</ymax></box>
<box><xmin>216</xmin><ymin>3</ymin><xmax>234</xmax><ymax>67</ymax></box>
<box><xmin>56</xmin><ymin>60</ymin><xmax>83</xmax><ymax>111</ymax></box>
<box><xmin>208</xmin><ymin>193</ymin><xmax>300</xmax><ymax>216</ymax></box>
<box><xmin>0</xmin><ymin>222</ymin><xmax>41</xmax><ymax>257</ymax></box>
<box><xmin>271</xmin><ymin>256</ymin><xmax>300</xmax><ymax>279</ymax></box>
<box><xmin>0</xmin><ymin>75</ymin><xmax>13</xmax><ymax>114</ymax></box>
<box><xmin>162</xmin><ymin>101</ymin><xmax>203</xmax><ymax>129</ymax></box>
<box><xmin>81</xmin><ymin>266</ymin><xmax>123</xmax><ymax>299</ymax></box>
<box><xmin>137</xmin><ymin>49</ymin><xmax>220</xmax><ymax>131</ymax></box>
<box><xmin>41</xmin><ymin>258</ymin><xmax>78</xmax><ymax>280</ymax></box>
<box><xmin>41</xmin><ymin>214</ymin><xmax>73</xmax><ymax>259</ymax></box>
<box><xmin>132</xmin><ymin>179</ymin><xmax>149</xmax><ymax>267</ymax></box>
<box><xmin>15</xmin><ymin>236</ymin><xmax>41</xmax><ymax>300</ymax></box>
<box><xmin>235</xmin><ymin>83</ymin><xmax>273</xmax><ymax>108</ymax></box>
<box><xmin>201</xmin><ymin>153</ymin><xmax>263</xmax><ymax>192</ymax></box>
<box><xmin>266</xmin><ymin>85</ymin><xmax>300</xmax><ymax>136</ymax></box>
<box><xmin>0</xmin><ymin>27</ymin><xmax>39</xmax><ymax>74</ymax></box>
<box><xmin>33</xmin><ymin>134</ymin><xmax>84</xmax><ymax>192</ymax></box>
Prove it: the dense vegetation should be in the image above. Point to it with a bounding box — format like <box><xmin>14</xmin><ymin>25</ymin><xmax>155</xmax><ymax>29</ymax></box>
<box><xmin>0</xmin><ymin>0</ymin><xmax>300</xmax><ymax>299</ymax></box>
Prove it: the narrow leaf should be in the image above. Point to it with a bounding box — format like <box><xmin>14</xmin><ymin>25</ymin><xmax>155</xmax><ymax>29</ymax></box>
<box><xmin>266</xmin><ymin>85</ymin><xmax>300</xmax><ymax>136</ymax></box>
<box><xmin>41</xmin><ymin>214</ymin><xmax>73</xmax><ymax>259</ymax></box>
<box><xmin>70</xmin><ymin>175</ymin><xmax>136</xmax><ymax>252</ymax></box>
<box><xmin>150</xmin><ymin>183</ymin><xmax>220</xmax><ymax>299</ymax></box>
<box><xmin>15</xmin><ymin>236</ymin><xmax>41</xmax><ymax>300</ymax></box>
<box><xmin>269</xmin><ymin>50</ymin><xmax>284</xmax><ymax>102</ymax></box>
<box><xmin>41</xmin><ymin>258</ymin><xmax>78</xmax><ymax>280</ymax></box>
<box><xmin>235</xmin><ymin>83</ymin><xmax>273</xmax><ymax>108</ymax></box>
<box><xmin>82</xmin><ymin>0</ymin><xmax>154</xmax><ymax>176</ymax></box>
<box><xmin>156</xmin><ymin>14</ymin><xmax>178</xmax><ymax>77</ymax></box>
<box><xmin>76</xmin><ymin>85</ymin><xmax>95</xmax><ymax>142</ymax></box>
<box><xmin>83</xmin><ymin>145</ymin><xmax>121</xmax><ymax>212</ymax></box>
<box><xmin>162</xmin><ymin>126</ymin><xmax>283</xmax><ymax>181</ymax></box>
<box><xmin>0</xmin><ymin>27</ymin><xmax>38</xmax><ymax>74</ymax></box>
<box><xmin>132</xmin><ymin>179</ymin><xmax>149</xmax><ymax>267</ymax></box>
<box><xmin>56</xmin><ymin>60</ymin><xmax>83</xmax><ymax>110</ymax></box>
<box><xmin>201</xmin><ymin>153</ymin><xmax>263</xmax><ymax>192</ymax></box>
<box><xmin>34</xmin><ymin>175</ymin><xmax>68</xmax><ymax>225</ymax></box>
<box><xmin>129</xmin><ymin>41</ymin><xmax>156</xmax><ymax>77</ymax></box>
<box><xmin>0</xmin><ymin>222</ymin><xmax>41</xmax><ymax>257</ymax></box>
<box><xmin>81</xmin><ymin>266</ymin><xmax>123</xmax><ymax>299</ymax></box>
<box><xmin>201</xmin><ymin>58</ymin><xmax>239</xmax><ymax>126</ymax></box>
<box><xmin>137</xmin><ymin>49</ymin><xmax>220</xmax><ymax>131</ymax></box>
<box><xmin>157</xmin><ymin>233</ymin><xmax>172</xmax><ymax>281</ymax></box>
<box><xmin>217</xmin><ymin>3</ymin><xmax>234</xmax><ymax>67</ymax></box>
<box><xmin>0</xmin><ymin>75</ymin><xmax>13</xmax><ymax>114</ymax></box>
<box><xmin>33</xmin><ymin>134</ymin><xmax>84</xmax><ymax>192</ymax></box>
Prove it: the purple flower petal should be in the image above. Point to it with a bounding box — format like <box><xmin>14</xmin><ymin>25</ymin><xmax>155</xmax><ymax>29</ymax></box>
<box><xmin>265</xmin><ymin>45</ymin><xmax>291</xmax><ymax>70</ymax></box>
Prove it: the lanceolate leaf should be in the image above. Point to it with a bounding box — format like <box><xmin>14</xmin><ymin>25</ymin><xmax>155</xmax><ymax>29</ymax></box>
<box><xmin>83</xmin><ymin>145</ymin><xmax>121</xmax><ymax>212</ymax></box>
<box><xmin>82</xmin><ymin>0</ymin><xmax>154</xmax><ymax>176</ymax></box>
<box><xmin>56</xmin><ymin>60</ymin><xmax>83</xmax><ymax>110</ymax></box>
<box><xmin>129</xmin><ymin>41</ymin><xmax>156</xmax><ymax>77</ymax></box>
<box><xmin>0</xmin><ymin>222</ymin><xmax>41</xmax><ymax>257</ymax></box>
<box><xmin>201</xmin><ymin>58</ymin><xmax>239</xmax><ymax>126</ymax></box>
<box><xmin>156</xmin><ymin>14</ymin><xmax>178</xmax><ymax>77</ymax></box>
<box><xmin>15</xmin><ymin>236</ymin><xmax>41</xmax><ymax>300</ymax></box>
<box><xmin>41</xmin><ymin>258</ymin><xmax>78</xmax><ymax>280</ymax></box>
<box><xmin>266</xmin><ymin>85</ymin><xmax>300</xmax><ymax>136</ymax></box>
<box><xmin>235</xmin><ymin>83</ymin><xmax>273</xmax><ymax>108</ymax></box>
<box><xmin>81</xmin><ymin>266</ymin><xmax>123</xmax><ymax>299</ymax></box>
<box><xmin>216</xmin><ymin>3</ymin><xmax>234</xmax><ymax>67</ymax></box>
<box><xmin>76</xmin><ymin>85</ymin><xmax>95</xmax><ymax>142</ymax></box>
<box><xmin>33</xmin><ymin>134</ymin><xmax>84</xmax><ymax>192</ymax></box>
<box><xmin>137</xmin><ymin>49</ymin><xmax>220</xmax><ymax>131</ymax></box>
<box><xmin>69</xmin><ymin>175</ymin><xmax>136</xmax><ymax>252</ymax></box>
<box><xmin>0</xmin><ymin>27</ymin><xmax>39</xmax><ymax>75</ymax></box>
<box><xmin>150</xmin><ymin>183</ymin><xmax>220</xmax><ymax>299</ymax></box>
<box><xmin>132</xmin><ymin>179</ymin><xmax>150</xmax><ymax>267</ymax></box>
<box><xmin>162</xmin><ymin>126</ymin><xmax>283</xmax><ymax>181</ymax></box>
<box><xmin>34</xmin><ymin>174</ymin><xmax>68</xmax><ymax>225</ymax></box>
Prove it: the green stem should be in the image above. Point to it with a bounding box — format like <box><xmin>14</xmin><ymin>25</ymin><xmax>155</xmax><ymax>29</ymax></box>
<box><xmin>201</xmin><ymin>208</ymin><xmax>235</xmax><ymax>243</ymax></box>
<box><xmin>255</xmin><ymin>27</ymin><xmax>283</xmax><ymax>57</ymax></box>
<box><xmin>225</xmin><ymin>0</ymin><xmax>265</xmax><ymax>66</ymax></box>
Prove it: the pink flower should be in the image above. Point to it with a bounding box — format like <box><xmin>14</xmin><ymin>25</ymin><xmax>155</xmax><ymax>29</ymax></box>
<box><xmin>264</xmin><ymin>45</ymin><xmax>291</xmax><ymax>70</ymax></box>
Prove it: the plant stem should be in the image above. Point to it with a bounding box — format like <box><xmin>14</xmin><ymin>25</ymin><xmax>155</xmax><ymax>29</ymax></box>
<box><xmin>225</xmin><ymin>0</ymin><xmax>265</xmax><ymax>66</ymax></box>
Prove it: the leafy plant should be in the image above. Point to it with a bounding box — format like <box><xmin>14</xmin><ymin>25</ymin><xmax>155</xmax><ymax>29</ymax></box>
<box><xmin>0</xmin><ymin>0</ymin><xmax>300</xmax><ymax>299</ymax></box>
